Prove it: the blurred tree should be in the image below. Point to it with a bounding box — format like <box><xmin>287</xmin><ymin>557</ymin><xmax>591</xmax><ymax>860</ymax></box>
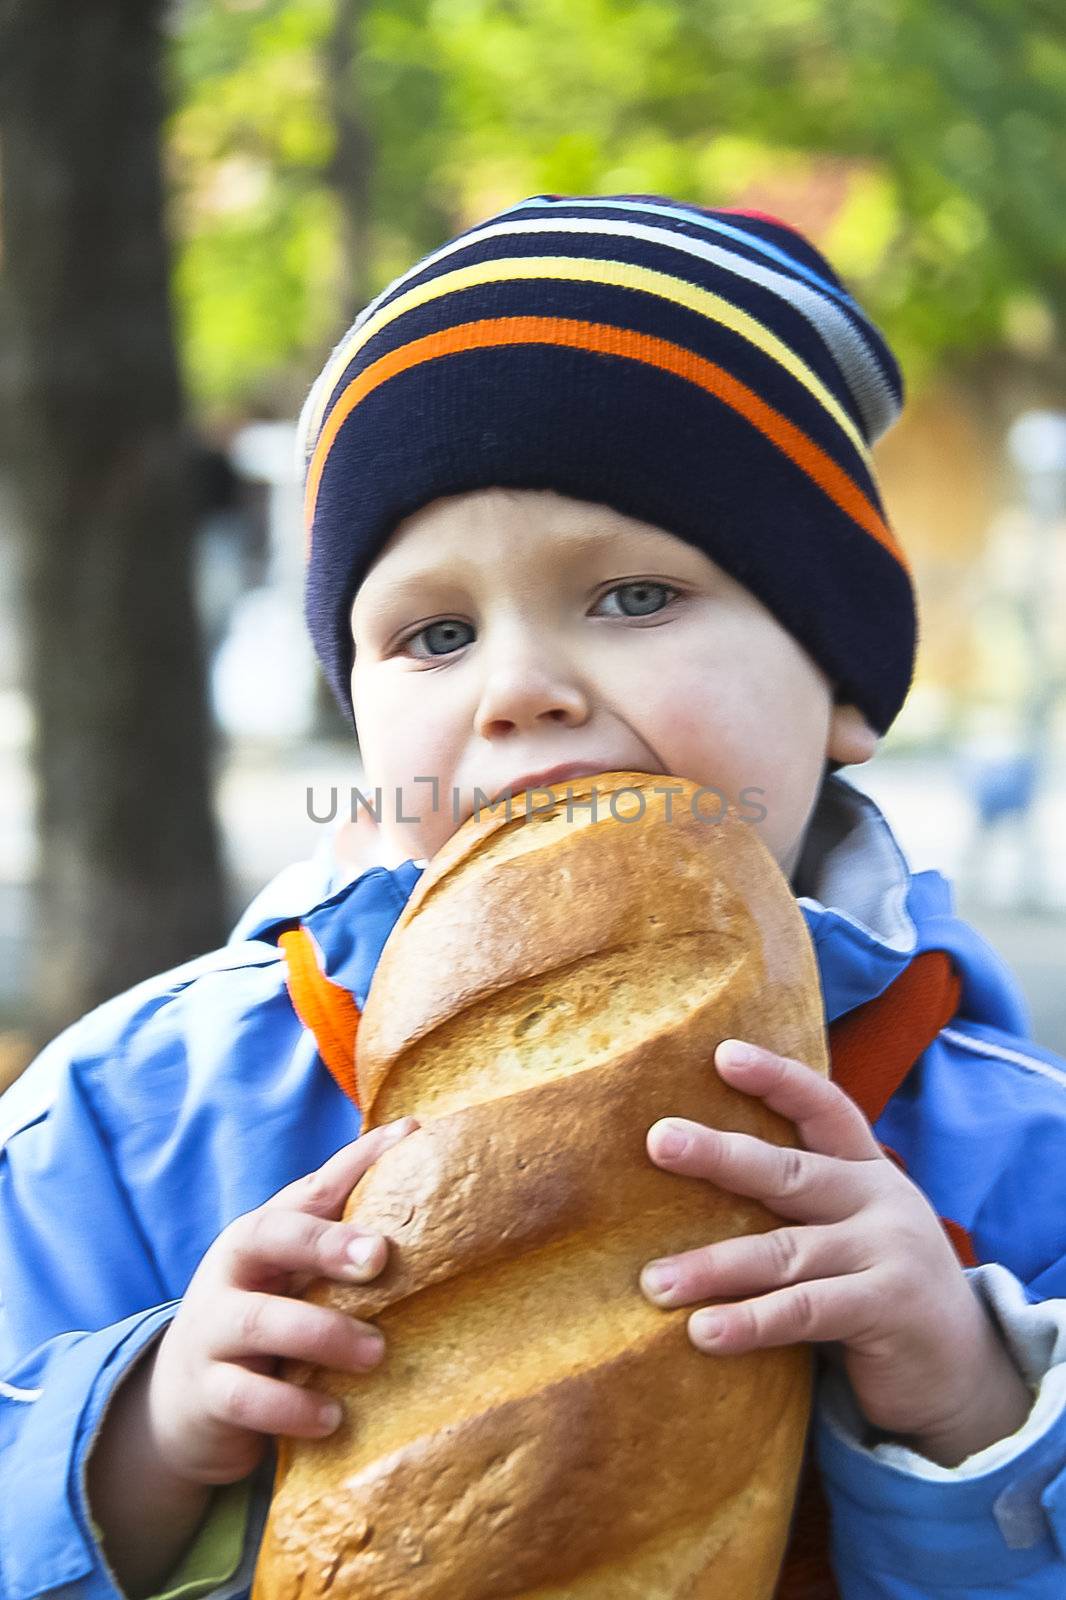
<box><xmin>324</xmin><ymin>0</ymin><xmax>377</xmax><ymax>323</ymax></box>
<box><xmin>168</xmin><ymin>0</ymin><xmax>456</xmax><ymax>412</ymax></box>
<box><xmin>169</xmin><ymin>0</ymin><xmax>342</xmax><ymax>412</ymax></box>
<box><xmin>167</xmin><ymin>0</ymin><xmax>1065</xmax><ymax>422</ymax></box>
<box><xmin>425</xmin><ymin>0</ymin><xmax>1066</xmax><ymax>409</ymax></box>
<box><xmin>0</xmin><ymin>0</ymin><xmax>226</xmax><ymax>1042</ymax></box>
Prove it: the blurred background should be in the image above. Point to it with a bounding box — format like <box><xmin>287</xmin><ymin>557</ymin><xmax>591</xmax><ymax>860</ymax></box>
<box><xmin>1</xmin><ymin>0</ymin><xmax>1064</xmax><ymax>1090</ymax></box>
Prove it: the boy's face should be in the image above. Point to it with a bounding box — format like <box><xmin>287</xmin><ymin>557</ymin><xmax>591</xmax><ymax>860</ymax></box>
<box><xmin>349</xmin><ymin>489</ymin><xmax>878</xmax><ymax>877</ymax></box>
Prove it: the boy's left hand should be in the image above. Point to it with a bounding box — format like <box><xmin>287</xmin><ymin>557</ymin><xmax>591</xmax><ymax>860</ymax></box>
<box><xmin>641</xmin><ymin>1040</ymin><xmax>1034</xmax><ymax>1468</ymax></box>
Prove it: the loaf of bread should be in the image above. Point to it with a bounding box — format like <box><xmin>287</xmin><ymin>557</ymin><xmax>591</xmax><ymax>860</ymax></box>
<box><xmin>252</xmin><ymin>771</ymin><xmax>829</xmax><ymax>1599</ymax></box>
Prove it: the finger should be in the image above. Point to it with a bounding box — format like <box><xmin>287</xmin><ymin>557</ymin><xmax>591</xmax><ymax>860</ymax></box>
<box><xmin>210</xmin><ymin>1290</ymin><xmax>386</xmax><ymax>1372</ymax></box>
<box><xmin>265</xmin><ymin>1118</ymin><xmax>420</xmax><ymax>1219</ymax></box>
<box><xmin>218</xmin><ymin>1206</ymin><xmax>391</xmax><ymax>1294</ymax></box>
<box><xmin>714</xmin><ymin>1040</ymin><xmax>884</xmax><ymax>1162</ymax></box>
<box><xmin>646</xmin><ymin>1118</ymin><xmax>873</xmax><ymax>1223</ymax></box>
<box><xmin>687</xmin><ymin>1271</ymin><xmax>879</xmax><ymax>1354</ymax></box>
<box><xmin>205</xmin><ymin>1360</ymin><xmax>349</xmax><ymax>1440</ymax></box>
<box><xmin>640</xmin><ymin>1222</ymin><xmax>857</xmax><ymax>1308</ymax></box>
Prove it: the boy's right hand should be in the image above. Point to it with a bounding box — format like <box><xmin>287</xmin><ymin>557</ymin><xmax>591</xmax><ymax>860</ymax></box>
<box><xmin>145</xmin><ymin>1117</ymin><xmax>419</xmax><ymax>1486</ymax></box>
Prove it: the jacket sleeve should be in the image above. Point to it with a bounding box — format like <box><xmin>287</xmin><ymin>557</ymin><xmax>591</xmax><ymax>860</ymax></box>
<box><xmin>86</xmin><ymin>1458</ymin><xmax>270</xmax><ymax>1600</ymax></box>
<box><xmin>0</xmin><ymin>1027</ymin><xmax>269</xmax><ymax>1600</ymax></box>
<box><xmin>96</xmin><ymin>1482</ymin><xmax>249</xmax><ymax>1600</ymax></box>
<box><xmin>810</xmin><ymin>1010</ymin><xmax>1066</xmax><ymax>1597</ymax></box>
<box><xmin>815</xmin><ymin>1262</ymin><xmax>1066</xmax><ymax>1596</ymax></box>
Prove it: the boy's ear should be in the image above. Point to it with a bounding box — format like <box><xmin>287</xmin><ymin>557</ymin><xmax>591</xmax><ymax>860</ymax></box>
<box><xmin>827</xmin><ymin>701</ymin><xmax>880</xmax><ymax>769</ymax></box>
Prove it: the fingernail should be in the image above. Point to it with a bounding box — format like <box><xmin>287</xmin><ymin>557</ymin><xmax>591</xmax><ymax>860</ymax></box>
<box><xmin>354</xmin><ymin>1332</ymin><xmax>385</xmax><ymax>1366</ymax></box>
<box><xmin>345</xmin><ymin>1235</ymin><xmax>382</xmax><ymax>1276</ymax></box>
<box><xmin>717</xmin><ymin>1039</ymin><xmax>763</xmax><ymax>1069</ymax></box>
<box><xmin>641</xmin><ymin>1261</ymin><xmax>678</xmax><ymax>1299</ymax></box>
<box><xmin>691</xmin><ymin>1310</ymin><xmax>726</xmax><ymax>1346</ymax></box>
<box><xmin>652</xmin><ymin>1120</ymin><xmax>690</xmax><ymax>1159</ymax></box>
<box><xmin>381</xmin><ymin>1117</ymin><xmax>417</xmax><ymax>1141</ymax></box>
<box><xmin>318</xmin><ymin>1401</ymin><xmax>344</xmax><ymax>1431</ymax></box>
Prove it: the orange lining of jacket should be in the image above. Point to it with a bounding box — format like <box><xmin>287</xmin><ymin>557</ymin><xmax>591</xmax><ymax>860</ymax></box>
<box><xmin>278</xmin><ymin>927</ymin><xmax>362</xmax><ymax>1108</ymax></box>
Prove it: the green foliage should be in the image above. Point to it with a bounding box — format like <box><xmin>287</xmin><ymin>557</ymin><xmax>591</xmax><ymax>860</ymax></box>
<box><xmin>168</xmin><ymin>0</ymin><xmax>1066</xmax><ymax>412</ymax></box>
<box><xmin>356</xmin><ymin>0</ymin><xmax>456</xmax><ymax>273</ymax></box>
<box><xmin>169</xmin><ymin>0</ymin><xmax>339</xmax><ymax>407</ymax></box>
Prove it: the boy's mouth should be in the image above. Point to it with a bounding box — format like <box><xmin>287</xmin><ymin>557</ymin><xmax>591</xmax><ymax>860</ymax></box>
<box><xmin>487</xmin><ymin>762</ymin><xmax>654</xmax><ymax>806</ymax></box>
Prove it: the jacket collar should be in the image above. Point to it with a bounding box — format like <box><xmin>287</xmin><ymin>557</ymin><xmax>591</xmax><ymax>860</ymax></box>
<box><xmin>793</xmin><ymin>772</ymin><xmax>919</xmax><ymax>1023</ymax></box>
<box><xmin>794</xmin><ymin>772</ymin><xmax>1030</xmax><ymax>1033</ymax></box>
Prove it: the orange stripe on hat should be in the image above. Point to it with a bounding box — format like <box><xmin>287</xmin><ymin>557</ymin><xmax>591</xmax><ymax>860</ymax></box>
<box><xmin>304</xmin><ymin>317</ymin><xmax>909</xmax><ymax>577</ymax></box>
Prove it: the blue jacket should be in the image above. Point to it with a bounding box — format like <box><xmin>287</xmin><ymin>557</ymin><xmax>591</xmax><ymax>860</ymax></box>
<box><xmin>2</xmin><ymin>774</ymin><xmax>1066</xmax><ymax>1599</ymax></box>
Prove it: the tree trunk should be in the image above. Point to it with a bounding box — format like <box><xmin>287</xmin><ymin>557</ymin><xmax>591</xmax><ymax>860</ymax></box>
<box><xmin>325</xmin><ymin>0</ymin><xmax>377</xmax><ymax>327</ymax></box>
<box><xmin>0</xmin><ymin>0</ymin><xmax>226</xmax><ymax>1046</ymax></box>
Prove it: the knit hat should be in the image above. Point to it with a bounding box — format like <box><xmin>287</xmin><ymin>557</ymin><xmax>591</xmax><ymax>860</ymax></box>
<box><xmin>298</xmin><ymin>192</ymin><xmax>916</xmax><ymax>736</ymax></box>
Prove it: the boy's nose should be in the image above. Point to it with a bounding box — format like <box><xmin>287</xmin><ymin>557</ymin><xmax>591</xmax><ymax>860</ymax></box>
<box><xmin>474</xmin><ymin>658</ymin><xmax>590</xmax><ymax>739</ymax></box>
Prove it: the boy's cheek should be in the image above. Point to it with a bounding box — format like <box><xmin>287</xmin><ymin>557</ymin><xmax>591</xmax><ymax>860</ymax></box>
<box><xmin>355</xmin><ymin>689</ymin><xmax>451</xmax><ymax>799</ymax></box>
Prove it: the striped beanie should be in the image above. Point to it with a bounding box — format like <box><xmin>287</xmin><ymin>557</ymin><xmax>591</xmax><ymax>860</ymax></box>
<box><xmin>299</xmin><ymin>193</ymin><xmax>916</xmax><ymax>736</ymax></box>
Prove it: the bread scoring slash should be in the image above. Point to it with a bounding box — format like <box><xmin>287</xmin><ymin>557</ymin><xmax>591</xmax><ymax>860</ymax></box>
<box><xmin>252</xmin><ymin>771</ymin><xmax>829</xmax><ymax>1599</ymax></box>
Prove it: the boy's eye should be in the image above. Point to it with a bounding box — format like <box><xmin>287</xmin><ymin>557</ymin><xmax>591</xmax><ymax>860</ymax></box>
<box><xmin>594</xmin><ymin>581</ymin><xmax>677</xmax><ymax>618</ymax></box>
<box><xmin>405</xmin><ymin>619</ymin><xmax>474</xmax><ymax>659</ymax></box>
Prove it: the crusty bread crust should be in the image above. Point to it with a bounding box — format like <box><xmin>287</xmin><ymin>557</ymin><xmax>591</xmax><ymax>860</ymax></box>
<box><xmin>253</xmin><ymin>773</ymin><xmax>827</xmax><ymax>1599</ymax></box>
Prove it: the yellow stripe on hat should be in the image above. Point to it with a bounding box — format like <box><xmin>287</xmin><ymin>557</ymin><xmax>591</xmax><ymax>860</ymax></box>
<box><xmin>304</xmin><ymin>317</ymin><xmax>909</xmax><ymax>576</ymax></box>
<box><xmin>303</xmin><ymin>255</ymin><xmax>874</xmax><ymax>475</ymax></box>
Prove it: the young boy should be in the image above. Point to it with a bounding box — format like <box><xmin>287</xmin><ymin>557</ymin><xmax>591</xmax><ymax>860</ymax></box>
<box><xmin>2</xmin><ymin>193</ymin><xmax>1066</xmax><ymax>1600</ymax></box>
